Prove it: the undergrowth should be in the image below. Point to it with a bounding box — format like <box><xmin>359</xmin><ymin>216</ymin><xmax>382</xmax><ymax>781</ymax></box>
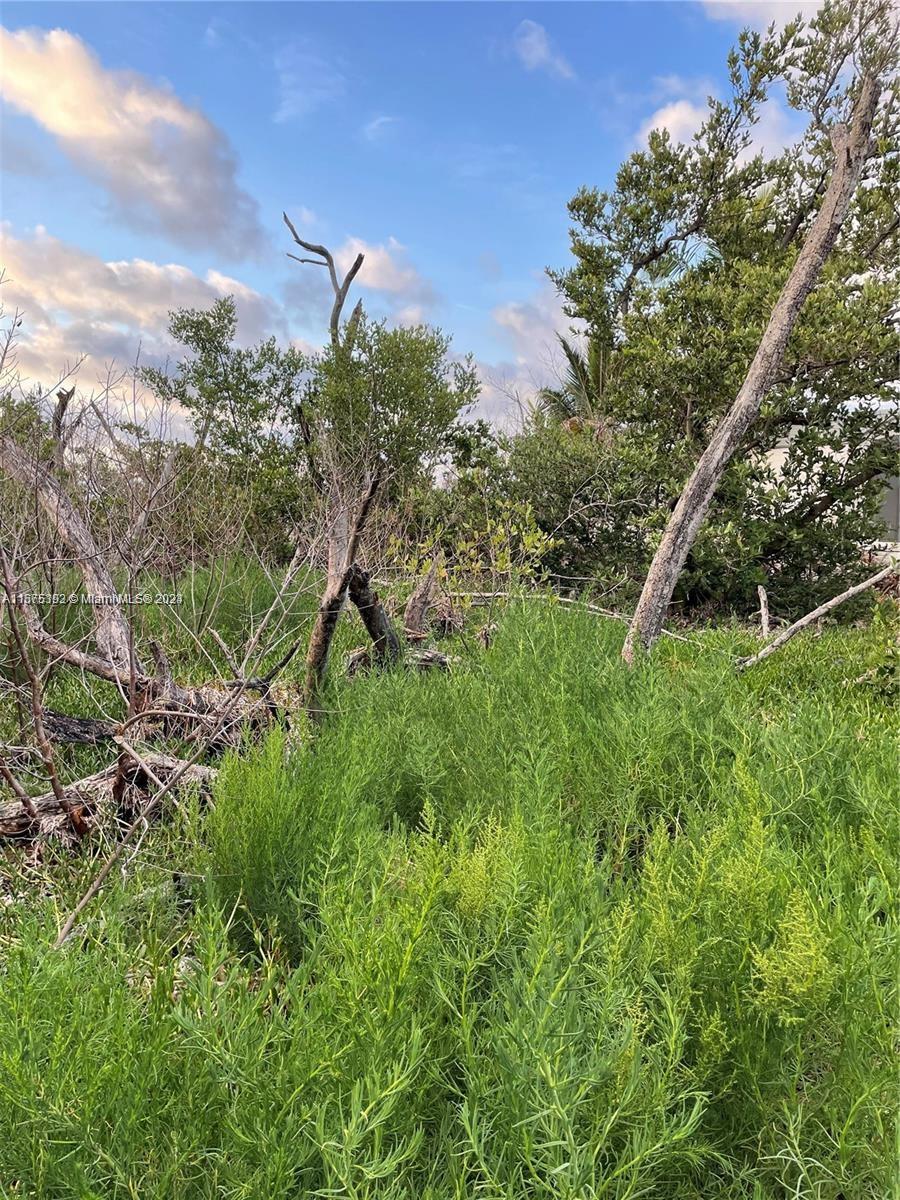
<box><xmin>0</xmin><ymin>600</ymin><xmax>896</xmax><ymax>1198</ymax></box>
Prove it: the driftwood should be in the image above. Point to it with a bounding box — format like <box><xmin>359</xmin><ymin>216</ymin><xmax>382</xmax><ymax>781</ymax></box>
<box><xmin>622</xmin><ymin>70</ymin><xmax>883</xmax><ymax>662</ymax></box>
<box><xmin>737</xmin><ymin>565</ymin><xmax>895</xmax><ymax>671</ymax></box>
<box><xmin>346</xmin><ymin>645</ymin><xmax>451</xmax><ymax>677</ymax></box>
<box><xmin>0</xmin><ymin>751</ymin><xmax>217</xmax><ymax>840</ymax></box>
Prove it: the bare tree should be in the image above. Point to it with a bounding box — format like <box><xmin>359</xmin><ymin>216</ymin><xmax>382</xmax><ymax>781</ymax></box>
<box><xmin>283</xmin><ymin>212</ymin><xmax>397</xmax><ymax>715</ymax></box>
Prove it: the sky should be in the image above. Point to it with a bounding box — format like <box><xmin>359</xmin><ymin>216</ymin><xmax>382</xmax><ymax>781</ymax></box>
<box><xmin>0</xmin><ymin>1</ymin><xmax>819</xmax><ymax>425</ymax></box>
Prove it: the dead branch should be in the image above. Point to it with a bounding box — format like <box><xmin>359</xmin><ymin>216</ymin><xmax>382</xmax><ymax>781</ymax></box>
<box><xmin>1</xmin><ymin>545</ymin><xmax>87</xmax><ymax>837</ymax></box>
<box><xmin>0</xmin><ymin>754</ymin><xmax>38</xmax><ymax>820</ymax></box>
<box><xmin>0</xmin><ymin>752</ymin><xmax>217</xmax><ymax>841</ymax></box>
<box><xmin>737</xmin><ymin>565</ymin><xmax>895</xmax><ymax>671</ymax></box>
<box><xmin>347</xmin><ymin>564</ymin><xmax>402</xmax><ymax>665</ymax></box>
<box><xmin>0</xmin><ymin>433</ymin><xmax>137</xmax><ymax>670</ymax></box>
<box><xmin>283</xmin><ymin>211</ymin><xmax>365</xmax><ymax>349</ymax></box>
<box><xmin>757</xmin><ymin>585</ymin><xmax>770</xmax><ymax>640</ymax></box>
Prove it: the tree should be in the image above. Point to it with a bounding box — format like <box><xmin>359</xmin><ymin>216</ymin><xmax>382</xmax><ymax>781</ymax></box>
<box><xmin>282</xmin><ymin>215</ymin><xmax>479</xmax><ymax>711</ymax></box>
<box><xmin>140</xmin><ymin>296</ymin><xmax>311</xmax><ymax>558</ymax></box>
<box><xmin>549</xmin><ymin>0</ymin><xmax>899</xmax><ymax>636</ymax></box>
<box><xmin>535</xmin><ymin>334</ymin><xmax>615</xmax><ymax>437</ymax></box>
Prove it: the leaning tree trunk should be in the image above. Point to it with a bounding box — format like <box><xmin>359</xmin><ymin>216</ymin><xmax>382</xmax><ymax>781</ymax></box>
<box><xmin>622</xmin><ymin>73</ymin><xmax>881</xmax><ymax>664</ymax></box>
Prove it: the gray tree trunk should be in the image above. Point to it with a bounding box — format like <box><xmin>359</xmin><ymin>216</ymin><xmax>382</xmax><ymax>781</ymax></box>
<box><xmin>622</xmin><ymin>74</ymin><xmax>881</xmax><ymax>663</ymax></box>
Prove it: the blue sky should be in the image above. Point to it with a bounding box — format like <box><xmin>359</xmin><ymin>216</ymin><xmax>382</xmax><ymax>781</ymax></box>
<box><xmin>0</xmin><ymin>1</ymin><xmax>809</xmax><ymax>421</ymax></box>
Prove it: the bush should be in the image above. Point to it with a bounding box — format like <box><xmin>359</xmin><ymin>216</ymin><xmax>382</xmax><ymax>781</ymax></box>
<box><xmin>1</xmin><ymin>602</ymin><xmax>895</xmax><ymax>1197</ymax></box>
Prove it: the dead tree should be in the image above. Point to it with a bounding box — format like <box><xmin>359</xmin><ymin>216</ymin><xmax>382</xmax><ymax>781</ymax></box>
<box><xmin>1</xmin><ymin>433</ymin><xmax>135</xmax><ymax>670</ymax></box>
<box><xmin>283</xmin><ymin>213</ymin><xmax>386</xmax><ymax>716</ymax></box>
<box><xmin>404</xmin><ymin>557</ymin><xmax>440</xmax><ymax>642</ymax></box>
<box><xmin>622</xmin><ymin>59</ymin><xmax>886</xmax><ymax>663</ymax></box>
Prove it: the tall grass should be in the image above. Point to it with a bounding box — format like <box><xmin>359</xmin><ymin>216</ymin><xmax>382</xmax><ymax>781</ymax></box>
<box><xmin>1</xmin><ymin>601</ymin><xmax>896</xmax><ymax>1198</ymax></box>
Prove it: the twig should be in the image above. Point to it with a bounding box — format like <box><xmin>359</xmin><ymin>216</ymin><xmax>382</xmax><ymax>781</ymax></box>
<box><xmin>0</xmin><ymin>545</ymin><xmax>87</xmax><ymax>836</ymax></box>
<box><xmin>0</xmin><ymin>754</ymin><xmax>38</xmax><ymax>819</ymax></box>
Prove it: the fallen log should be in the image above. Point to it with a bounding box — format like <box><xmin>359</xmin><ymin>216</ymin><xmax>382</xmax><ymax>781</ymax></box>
<box><xmin>44</xmin><ymin>711</ymin><xmax>118</xmax><ymax>745</ymax></box>
<box><xmin>346</xmin><ymin>644</ymin><xmax>451</xmax><ymax>677</ymax></box>
<box><xmin>0</xmin><ymin>751</ymin><xmax>217</xmax><ymax>841</ymax></box>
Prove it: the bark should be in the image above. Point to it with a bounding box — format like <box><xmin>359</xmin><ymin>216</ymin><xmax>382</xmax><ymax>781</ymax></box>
<box><xmin>346</xmin><ymin>644</ymin><xmax>450</xmax><ymax>677</ymax></box>
<box><xmin>622</xmin><ymin>73</ymin><xmax>882</xmax><ymax>664</ymax></box>
<box><xmin>304</xmin><ymin>473</ymin><xmax>380</xmax><ymax>716</ymax></box>
<box><xmin>347</xmin><ymin>564</ymin><xmax>402</xmax><ymax>664</ymax></box>
<box><xmin>44</xmin><ymin>711</ymin><xmax>118</xmax><ymax>744</ymax></box>
<box><xmin>737</xmin><ymin>565</ymin><xmax>894</xmax><ymax>671</ymax></box>
<box><xmin>0</xmin><ymin>434</ymin><xmax>137</xmax><ymax>671</ymax></box>
<box><xmin>757</xmin><ymin>585</ymin><xmax>770</xmax><ymax>640</ymax></box>
<box><xmin>283</xmin><ymin>212</ymin><xmax>364</xmax><ymax>349</ymax></box>
<box><xmin>13</xmin><ymin>589</ymin><xmax>272</xmax><ymax>746</ymax></box>
<box><xmin>404</xmin><ymin>559</ymin><xmax>439</xmax><ymax>642</ymax></box>
<box><xmin>0</xmin><ymin>752</ymin><xmax>217</xmax><ymax>840</ymax></box>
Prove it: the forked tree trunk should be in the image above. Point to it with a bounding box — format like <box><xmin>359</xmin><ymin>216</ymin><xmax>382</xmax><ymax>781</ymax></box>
<box><xmin>304</xmin><ymin>474</ymin><xmax>380</xmax><ymax>716</ymax></box>
<box><xmin>622</xmin><ymin>74</ymin><xmax>881</xmax><ymax>664</ymax></box>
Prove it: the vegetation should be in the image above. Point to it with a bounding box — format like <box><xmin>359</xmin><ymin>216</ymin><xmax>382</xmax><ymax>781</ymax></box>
<box><xmin>1</xmin><ymin>598</ymin><xmax>896</xmax><ymax>1198</ymax></box>
<box><xmin>1</xmin><ymin>4</ymin><xmax>897</xmax><ymax>1198</ymax></box>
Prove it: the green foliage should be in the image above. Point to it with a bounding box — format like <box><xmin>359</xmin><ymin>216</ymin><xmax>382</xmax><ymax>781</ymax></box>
<box><xmin>1</xmin><ymin>600</ymin><xmax>896</xmax><ymax>1197</ymax></box>
<box><xmin>311</xmin><ymin>316</ymin><xmax>479</xmax><ymax>494</ymax></box>
<box><xmin>538</xmin><ymin>0</ymin><xmax>900</xmax><ymax>615</ymax></box>
<box><xmin>141</xmin><ymin>297</ymin><xmax>308</xmax><ymax>464</ymax></box>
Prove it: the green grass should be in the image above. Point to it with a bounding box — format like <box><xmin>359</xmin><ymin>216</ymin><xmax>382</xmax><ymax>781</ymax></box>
<box><xmin>0</xmin><ymin>600</ymin><xmax>896</xmax><ymax>1198</ymax></box>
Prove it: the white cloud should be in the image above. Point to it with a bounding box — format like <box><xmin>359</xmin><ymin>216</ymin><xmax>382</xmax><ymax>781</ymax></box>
<box><xmin>702</xmin><ymin>2</ymin><xmax>822</xmax><ymax>25</ymax></box>
<box><xmin>1</xmin><ymin>223</ymin><xmax>442</xmax><ymax>392</ymax></box>
<box><xmin>637</xmin><ymin>87</ymin><xmax>801</xmax><ymax>159</ymax></box>
<box><xmin>273</xmin><ymin>42</ymin><xmax>345</xmax><ymax>122</ymax></box>
<box><xmin>0</xmin><ymin>225</ymin><xmax>282</xmax><ymax>390</ymax></box>
<box><xmin>492</xmin><ymin>280</ymin><xmax>571</xmax><ymax>362</ymax></box>
<box><xmin>335</xmin><ymin>236</ymin><xmax>437</xmax><ymax>308</ymax></box>
<box><xmin>473</xmin><ymin>279</ymin><xmax>577</xmax><ymax>426</ymax></box>
<box><xmin>0</xmin><ymin>27</ymin><xmax>265</xmax><ymax>257</ymax></box>
<box><xmin>362</xmin><ymin>114</ymin><xmax>400</xmax><ymax>143</ymax></box>
<box><xmin>394</xmin><ymin>304</ymin><xmax>426</xmax><ymax>326</ymax></box>
<box><xmin>637</xmin><ymin>99</ymin><xmax>709</xmax><ymax>146</ymax></box>
<box><xmin>512</xmin><ymin>20</ymin><xmax>575</xmax><ymax>81</ymax></box>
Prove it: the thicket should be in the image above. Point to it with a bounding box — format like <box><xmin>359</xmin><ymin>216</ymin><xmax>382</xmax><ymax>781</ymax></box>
<box><xmin>2</xmin><ymin>600</ymin><xmax>896</xmax><ymax>1198</ymax></box>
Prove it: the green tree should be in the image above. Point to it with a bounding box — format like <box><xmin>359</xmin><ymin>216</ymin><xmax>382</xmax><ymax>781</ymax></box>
<box><xmin>309</xmin><ymin>316</ymin><xmax>479</xmax><ymax>496</ymax></box>
<box><xmin>140</xmin><ymin>297</ymin><xmax>314</xmax><ymax>558</ymax></box>
<box><xmin>548</xmin><ymin>0</ymin><xmax>899</xmax><ymax>617</ymax></box>
<box><xmin>534</xmin><ymin>335</ymin><xmax>615</xmax><ymax>436</ymax></box>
